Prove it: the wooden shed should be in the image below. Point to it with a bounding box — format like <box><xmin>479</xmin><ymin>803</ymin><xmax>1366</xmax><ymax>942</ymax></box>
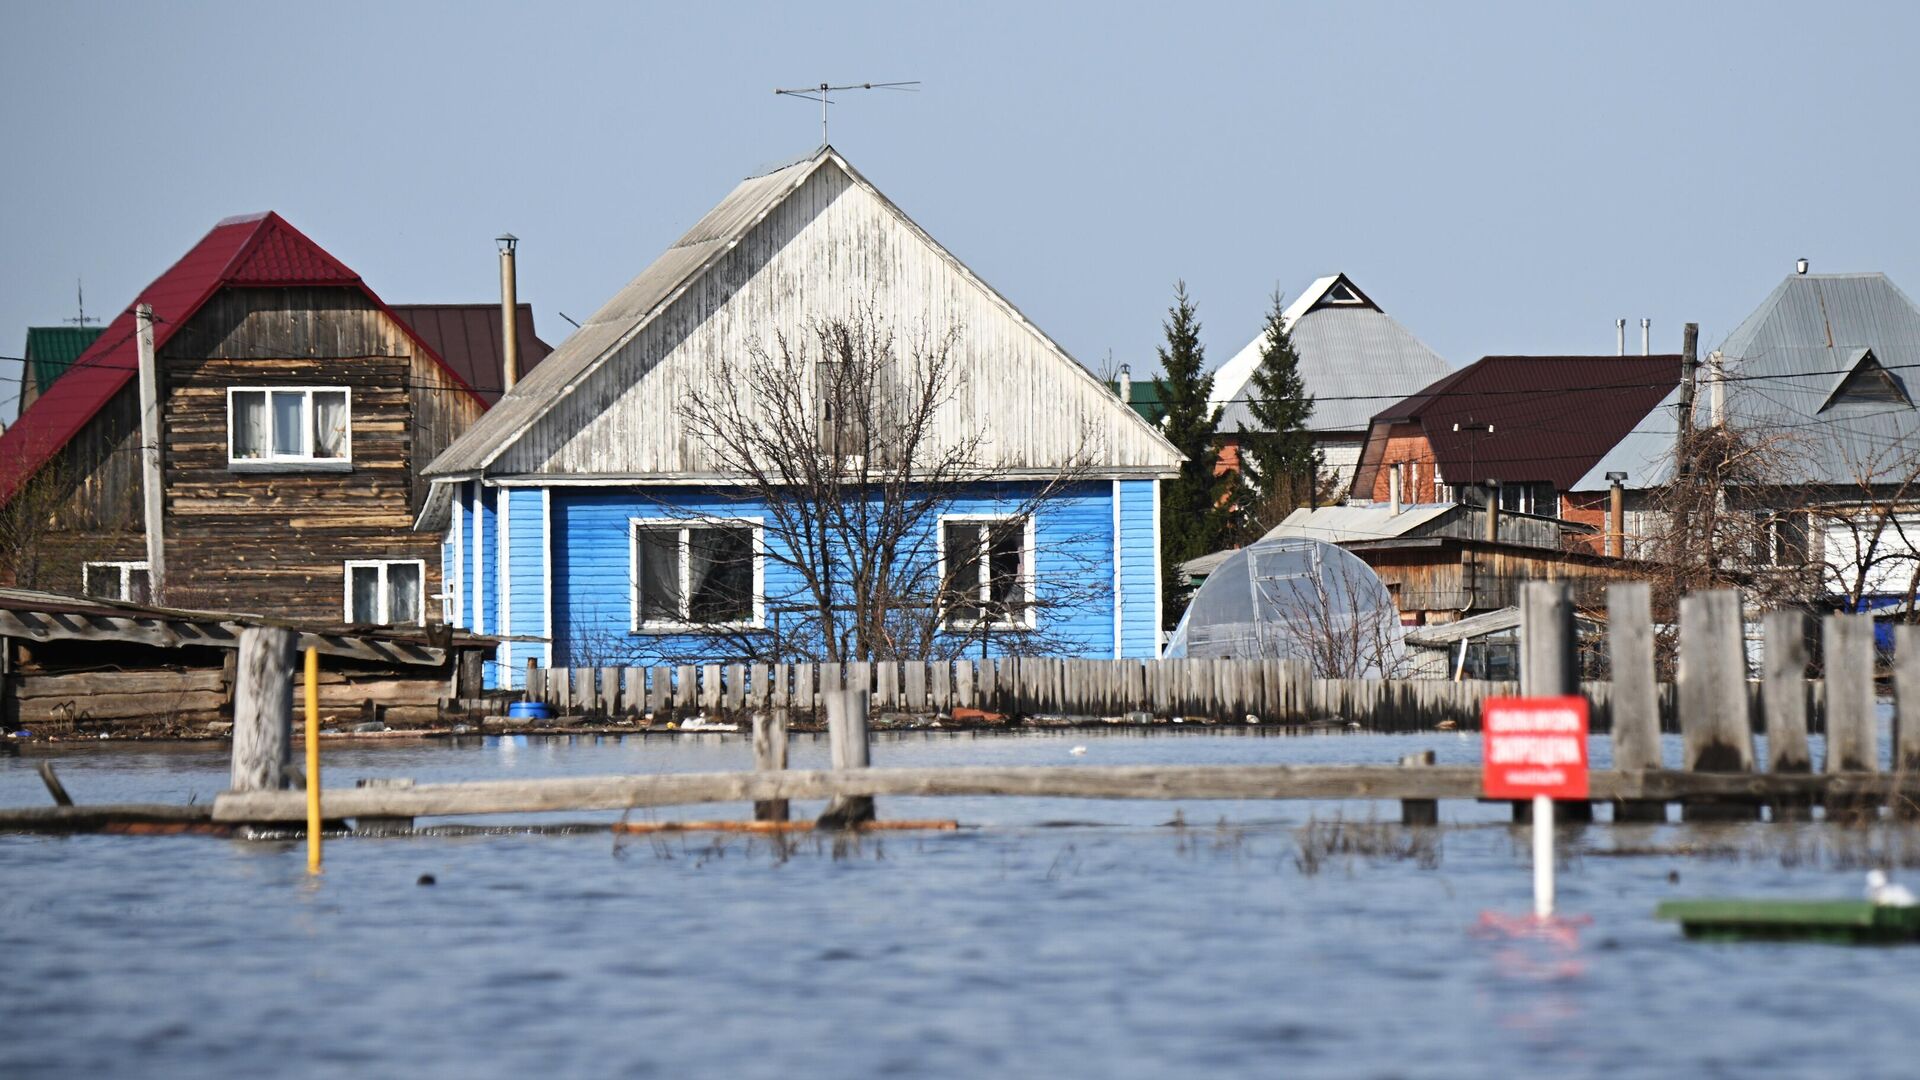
<box><xmin>0</xmin><ymin>587</ymin><xmax>495</xmax><ymax>735</ymax></box>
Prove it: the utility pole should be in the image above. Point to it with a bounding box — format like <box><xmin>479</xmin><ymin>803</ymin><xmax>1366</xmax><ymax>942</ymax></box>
<box><xmin>1673</xmin><ymin>322</ymin><xmax>1701</xmax><ymax>548</ymax></box>
<box><xmin>1675</xmin><ymin>322</ymin><xmax>1700</xmax><ymax>474</ymax></box>
<box><xmin>135</xmin><ymin>304</ymin><xmax>166</xmax><ymax>603</ymax></box>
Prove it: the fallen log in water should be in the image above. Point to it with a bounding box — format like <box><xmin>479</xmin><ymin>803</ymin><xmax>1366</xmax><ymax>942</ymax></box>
<box><xmin>613</xmin><ymin>819</ymin><xmax>959</xmax><ymax>835</ymax></box>
<box><xmin>0</xmin><ymin>803</ymin><xmax>218</xmax><ymax>833</ymax></box>
<box><xmin>206</xmin><ymin>765</ymin><xmax>1920</xmax><ymax>824</ymax></box>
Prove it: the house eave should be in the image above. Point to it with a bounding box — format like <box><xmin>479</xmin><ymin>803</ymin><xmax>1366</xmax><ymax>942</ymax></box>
<box><xmin>480</xmin><ymin>467</ymin><xmax>1178</xmax><ymax>487</ymax></box>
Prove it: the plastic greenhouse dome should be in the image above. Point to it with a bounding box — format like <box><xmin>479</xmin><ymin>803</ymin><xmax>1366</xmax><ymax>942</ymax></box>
<box><xmin>1164</xmin><ymin>536</ymin><xmax>1406</xmax><ymax>676</ymax></box>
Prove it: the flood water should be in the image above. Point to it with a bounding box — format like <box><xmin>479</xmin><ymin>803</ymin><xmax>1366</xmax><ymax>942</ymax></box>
<box><xmin>4</xmin><ymin>728</ymin><xmax>1918</xmax><ymax>1078</ymax></box>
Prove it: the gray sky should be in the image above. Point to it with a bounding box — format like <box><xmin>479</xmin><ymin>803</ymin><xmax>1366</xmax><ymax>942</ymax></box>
<box><xmin>3</xmin><ymin>1</ymin><xmax>1916</xmax><ymax>422</ymax></box>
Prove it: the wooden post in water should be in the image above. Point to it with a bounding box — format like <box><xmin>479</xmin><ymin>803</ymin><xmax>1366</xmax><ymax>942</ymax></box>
<box><xmin>1824</xmin><ymin>613</ymin><xmax>1880</xmax><ymax>820</ymax></box>
<box><xmin>1677</xmin><ymin>590</ymin><xmax>1758</xmax><ymax>821</ymax></box>
<box><xmin>230</xmin><ymin>627</ymin><xmax>295</xmax><ymax>794</ymax></box>
<box><xmin>1762</xmin><ymin>610</ymin><xmax>1815</xmax><ymax>819</ymax></box>
<box><xmin>649</xmin><ymin>665</ymin><xmax>670</xmax><ymax>720</ymax></box>
<box><xmin>1518</xmin><ymin>580</ymin><xmax>1591</xmax><ymax>822</ymax></box>
<box><xmin>1823</xmin><ymin>614</ymin><xmax>1878</xmax><ymax>772</ymax></box>
<box><xmin>751</xmin><ymin>709</ymin><xmax>790</xmax><ymax>822</ymax></box>
<box><xmin>724</xmin><ymin>663</ymin><xmax>745</xmax><ymax>716</ymax></box>
<box><xmin>817</xmin><ymin>689</ymin><xmax>875</xmax><ymax>828</ymax></box>
<box><xmin>1399</xmin><ymin>749</ymin><xmax>1438</xmax><ymax>825</ymax></box>
<box><xmin>1895</xmin><ymin>626</ymin><xmax>1920</xmax><ymax>819</ymax></box>
<box><xmin>1607</xmin><ymin>583</ymin><xmax>1665</xmax><ymax>822</ymax></box>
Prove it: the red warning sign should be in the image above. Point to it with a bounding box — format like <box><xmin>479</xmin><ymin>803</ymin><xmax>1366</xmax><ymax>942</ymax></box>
<box><xmin>1482</xmin><ymin>696</ymin><xmax>1590</xmax><ymax>800</ymax></box>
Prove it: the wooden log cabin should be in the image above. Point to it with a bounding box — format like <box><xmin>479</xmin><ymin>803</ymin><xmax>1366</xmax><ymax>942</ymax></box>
<box><xmin>0</xmin><ymin>212</ymin><xmax>549</xmax><ymax>625</ymax></box>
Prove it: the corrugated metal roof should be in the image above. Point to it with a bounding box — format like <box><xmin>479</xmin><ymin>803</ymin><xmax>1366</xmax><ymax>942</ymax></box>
<box><xmin>1403</xmin><ymin>605</ymin><xmax>1521</xmax><ymax>647</ymax></box>
<box><xmin>1360</xmin><ymin>355</ymin><xmax>1680</xmax><ymax>492</ymax></box>
<box><xmin>424</xmin><ymin>151</ymin><xmax>825</xmax><ymax>477</ymax></box>
<box><xmin>1577</xmin><ymin>273</ymin><xmax>1920</xmax><ymax>491</ymax></box>
<box><xmin>389</xmin><ymin>304</ymin><xmax>553</xmax><ymax>406</ymax></box>
<box><xmin>1712</xmin><ymin>273</ymin><xmax>1920</xmax><ymax>486</ymax></box>
<box><xmin>21</xmin><ymin>326</ymin><xmax>105</xmax><ymax>398</ymax></box>
<box><xmin>1182</xmin><ymin>503</ymin><xmax>1458</xmax><ymax>575</ymax></box>
<box><xmin>1210</xmin><ymin>273</ymin><xmax>1452</xmax><ymax>436</ymax></box>
<box><xmin>425</xmin><ymin>146</ymin><xmax>1181</xmax><ymax>480</ymax></box>
<box><xmin>0</xmin><ymin>213</ymin><xmax>483</xmax><ymax>505</ymax></box>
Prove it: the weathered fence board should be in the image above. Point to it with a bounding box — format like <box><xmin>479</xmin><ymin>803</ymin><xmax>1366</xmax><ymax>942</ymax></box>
<box><xmin>212</xmin><ymin>765</ymin><xmax>1920</xmax><ymax>824</ymax></box>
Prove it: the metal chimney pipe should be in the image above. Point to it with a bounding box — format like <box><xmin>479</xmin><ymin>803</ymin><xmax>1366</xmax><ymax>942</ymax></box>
<box><xmin>1640</xmin><ymin>317</ymin><xmax>1651</xmax><ymax>356</ymax></box>
<box><xmin>1616</xmin><ymin>318</ymin><xmax>1625</xmax><ymax>357</ymax></box>
<box><xmin>1389</xmin><ymin>465</ymin><xmax>1403</xmax><ymax>516</ymax></box>
<box><xmin>1606</xmin><ymin>471</ymin><xmax>1627</xmax><ymax>559</ymax></box>
<box><xmin>1117</xmin><ymin>363</ymin><xmax>1131</xmax><ymax>406</ymax></box>
<box><xmin>497</xmin><ymin>234</ymin><xmax>520</xmax><ymax>392</ymax></box>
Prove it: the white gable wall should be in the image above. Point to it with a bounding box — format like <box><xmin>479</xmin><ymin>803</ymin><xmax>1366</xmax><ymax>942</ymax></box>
<box><xmin>499</xmin><ymin>161</ymin><xmax>1178</xmax><ymax>479</ymax></box>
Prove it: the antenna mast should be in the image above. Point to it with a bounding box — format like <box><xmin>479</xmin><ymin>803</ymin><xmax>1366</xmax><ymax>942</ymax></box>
<box><xmin>774</xmin><ymin>80</ymin><xmax>920</xmax><ymax>143</ymax></box>
<box><xmin>64</xmin><ymin>279</ymin><xmax>99</xmax><ymax>329</ymax></box>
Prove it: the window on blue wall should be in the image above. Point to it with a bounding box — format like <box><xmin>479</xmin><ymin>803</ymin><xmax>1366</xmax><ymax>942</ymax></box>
<box><xmin>940</xmin><ymin>515</ymin><xmax>1033</xmax><ymax>630</ymax></box>
<box><xmin>630</xmin><ymin>519</ymin><xmax>762</xmax><ymax>630</ymax></box>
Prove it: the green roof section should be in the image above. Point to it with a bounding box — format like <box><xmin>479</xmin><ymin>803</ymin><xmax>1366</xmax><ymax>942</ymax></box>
<box><xmin>1106</xmin><ymin>376</ymin><xmax>1166</xmax><ymax>424</ymax></box>
<box><xmin>23</xmin><ymin>326</ymin><xmax>106</xmax><ymax>399</ymax></box>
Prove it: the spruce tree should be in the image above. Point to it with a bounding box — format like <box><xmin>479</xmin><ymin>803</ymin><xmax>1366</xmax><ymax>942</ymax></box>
<box><xmin>1236</xmin><ymin>288</ymin><xmax>1321</xmax><ymax>540</ymax></box>
<box><xmin>1153</xmin><ymin>281</ymin><xmax>1231</xmax><ymax>629</ymax></box>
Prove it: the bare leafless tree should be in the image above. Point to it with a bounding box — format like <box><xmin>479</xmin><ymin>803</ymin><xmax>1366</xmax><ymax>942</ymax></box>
<box><xmin>660</xmin><ymin>309</ymin><xmax>1108</xmax><ymax>664</ymax></box>
<box><xmin>1267</xmin><ymin>551</ymin><xmax>1410</xmax><ymax>679</ymax></box>
<box><xmin>1810</xmin><ymin>438</ymin><xmax>1920</xmax><ymax>616</ymax></box>
<box><xmin>0</xmin><ymin>456</ymin><xmax>141</xmax><ymax>594</ymax></box>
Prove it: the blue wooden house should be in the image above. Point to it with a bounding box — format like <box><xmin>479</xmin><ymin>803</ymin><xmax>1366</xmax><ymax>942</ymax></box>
<box><xmin>424</xmin><ymin>147</ymin><xmax>1181</xmax><ymax>686</ymax></box>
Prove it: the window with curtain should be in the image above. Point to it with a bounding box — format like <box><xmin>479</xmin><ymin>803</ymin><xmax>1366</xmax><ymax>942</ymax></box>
<box><xmin>344</xmin><ymin>560</ymin><xmax>425</xmax><ymax>625</ymax></box>
<box><xmin>631</xmin><ymin>520</ymin><xmax>761</xmax><ymax>630</ymax></box>
<box><xmin>941</xmin><ymin>516</ymin><xmax>1032</xmax><ymax>629</ymax></box>
<box><xmin>228</xmin><ymin>387</ymin><xmax>351</xmax><ymax>467</ymax></box>
<box><xmin>83</xmin><ymin>561</ymin><xmax>151</xmax><ymax>604</ymax></box>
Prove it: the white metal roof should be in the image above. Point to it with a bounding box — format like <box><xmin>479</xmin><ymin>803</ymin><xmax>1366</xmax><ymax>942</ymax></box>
<box><xmin>1208</xmin><ymin>274</ymin><xmax>1452</xmax><ymax>436</ymax></box>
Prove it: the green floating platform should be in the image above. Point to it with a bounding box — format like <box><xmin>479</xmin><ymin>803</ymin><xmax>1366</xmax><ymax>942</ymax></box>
<box><xmin>1657</xmin><ymin>899</ymin><xmax>1920</xmax><ymax>944</ymax></box>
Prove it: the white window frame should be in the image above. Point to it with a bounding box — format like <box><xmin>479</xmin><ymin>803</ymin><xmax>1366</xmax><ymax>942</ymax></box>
<box><xmin>628</xmin><ymin>517</ymin><xmax>766</xmax><ymax>633</ymax></box>
<box><xmin>225</xmin><ymin>386</ymin><xmax>353</xmax><ymax>471</ymax></box>
<box><xmin>937</xmin><ymin>513</ymin><xmax>1038</xmax><ymax>631</ymax></box>
<box><xmin>343</xmin><ymin>559</ymin><xmax>428</xmax><ymax>626</ymax></box>
<box><xmin>82</xmin><ymin>560</ymin><xmax>150</xmax><ymax>603</ymax></box>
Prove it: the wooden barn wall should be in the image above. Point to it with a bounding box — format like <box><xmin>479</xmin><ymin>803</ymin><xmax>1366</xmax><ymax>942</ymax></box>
<box><xmin>155</xmin><ymin>287</ymin><xmax>447</xmax><ymax>620</ymax></box>
<box><xmin>411</xmin><ymin>352</ymin><xmax>484</xmax><ymax>512</ymax></box>
<box><xmin>501</xmin><ymin>162</ymin><xmax>1179</xmax><ymax>477</ymax></box>
<box><xmin>44</xmin><ymin>384</ymin><xmax>143</xmax><ymax>532</ymax></box>
<box><xmin>1365</xmin><ymin>546</ymin><xmax>1644</xmax><ymax>622</ymax></box>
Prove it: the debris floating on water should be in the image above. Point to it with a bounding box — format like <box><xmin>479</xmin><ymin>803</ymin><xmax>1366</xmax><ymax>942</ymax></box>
<box><xmin>1867</xmin><ymin>869</ymin><xmax>1917</xmax><ymax>907</ymax></box>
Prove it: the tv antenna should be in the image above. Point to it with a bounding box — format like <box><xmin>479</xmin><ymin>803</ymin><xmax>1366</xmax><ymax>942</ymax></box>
<box><xmin>774</xmin><ymin>80</ymin><xmax>920</xmax><ymax>144</ymax></box>
<box><xmin>63</xmin><ymin>279</ymin><xmax>99</xmax><ymax>329</ymax></box>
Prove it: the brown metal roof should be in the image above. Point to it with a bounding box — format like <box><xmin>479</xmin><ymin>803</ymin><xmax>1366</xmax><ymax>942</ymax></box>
<box><xmin>1359</xmin><ymin>355</ymin><xmax>1682</xmax><ymax>491</ymax></box>
<box><xmin>389</xmin><ymin>304</ymin><xmax>553</xmax><ymax>406</ymax></box>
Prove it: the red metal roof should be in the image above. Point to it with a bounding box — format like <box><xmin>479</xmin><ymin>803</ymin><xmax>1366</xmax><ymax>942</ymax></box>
<box><xmin>0</xmin><ymin>212</ymin><xmax>484</xmax><ymax>503</ymax></box>
<box><xmin>1364</xmin><ymin>355</ymin><xmax>1682</xmax><ymax>491</ymax></box>
<box><xmin>388</xmin><ymin>304</ymin><xmax>553</xmax><ymax>406</ymax></box>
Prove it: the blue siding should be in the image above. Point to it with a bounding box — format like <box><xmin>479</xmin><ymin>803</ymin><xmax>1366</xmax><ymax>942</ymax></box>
<box><xmin>474</xmin><ymin>485</ymin><xmax>500</xmax><ymax>686</ymax></box>
<box><xmin>441</xmin><ymin>534</ymin><xmax>455</xmax><ymax>626</ymax></box>
<box><xmin>548</xmin><ymin>481</ymin><xmax>1134</xmax><ymax>665</ymax></box>
<box><xmin>1118</xmin><ymin>479</ymin><xmax>1160</xmax><ymax>657</ymax></box>
<box><xmin>502</xmin><ymin>488</ymin><xmax>548</xmax><ymax>688</ymax></box>
<box><xmin>1013</xmin><ymin>481</ymin><xmax>1113</xmax><ymax>657</ymax></box>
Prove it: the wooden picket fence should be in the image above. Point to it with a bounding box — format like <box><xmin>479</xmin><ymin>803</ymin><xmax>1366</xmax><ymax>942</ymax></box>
<box><xmin>525</xmin><ymin>655</ymin><xmax>1706</xmax><ymax>732</ymax></box>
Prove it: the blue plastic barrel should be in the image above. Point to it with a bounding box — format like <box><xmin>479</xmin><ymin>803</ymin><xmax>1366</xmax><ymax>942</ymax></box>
<box><xmin>507</xmin><ymin>702</ymin><xmax>554</xmax><ymax>720</ymax></box>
